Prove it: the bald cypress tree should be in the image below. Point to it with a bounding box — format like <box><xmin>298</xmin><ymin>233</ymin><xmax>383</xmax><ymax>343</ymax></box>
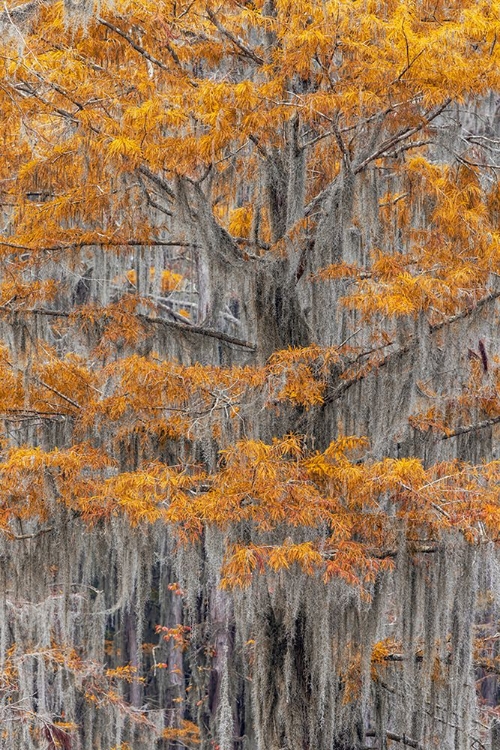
<box><xmin>0</xmin><ymin>1</ymin><xmax>500</xmax><ymax>748</ymax></box>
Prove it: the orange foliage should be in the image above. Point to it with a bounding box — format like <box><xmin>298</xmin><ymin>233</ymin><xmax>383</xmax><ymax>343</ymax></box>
<box><xmin>0</xmin><ymin>0</ymin><xmax>500</xmax><ymax>739</ymax></box>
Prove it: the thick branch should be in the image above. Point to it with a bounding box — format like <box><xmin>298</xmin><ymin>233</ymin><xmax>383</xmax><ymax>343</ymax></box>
<box><xmin>138</xmin><ymin>165</ymin><xmax>176</xmax><ymax>199</ymax></box>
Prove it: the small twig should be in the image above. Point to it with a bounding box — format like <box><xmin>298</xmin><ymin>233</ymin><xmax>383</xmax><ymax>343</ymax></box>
<box><xmin>431</xmin><ymin>501</ymin><xmax>450</xmax><ymax>519</ymax></box>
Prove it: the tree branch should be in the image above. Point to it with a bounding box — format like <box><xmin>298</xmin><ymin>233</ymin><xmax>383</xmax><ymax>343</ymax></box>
<box><xmin>205</xmin><ymin>7</ymin><xmax>264</xmax><ymax>65</ymax></box>
<box><xmin>365</xmin><ymin>729</ymin><xmax>423</xmax><ymax>749</ymax></box>
<box><xmin>138</xmin><ymin>165</ymin><xmax>175</xmax><ymax>199</ymax></box>
<box><xmin>0</xmin><ymin>0</ymin><xmax>57</xmax><ymax>34</ymax></box>
<box><xmin>440</xmin><ymin>415</ymin><xmax>500</xmax><ymax>441</ymax></box>
<box><xmin>98</xmin><ymin>18</ymin><xmax>170</xmax><ymax>71</ymax></box>
<box><xmin>37</xmin><ymin>378</ymin><xmax>81</xmax><ymax>410</ymax></box>
<box><xmin>19</xmin><ymin>308</ymin><xmax>257</xmax><ymax>351</ymax></box>
<box><xmin>324</xmin><ymin>286</ymin><xmax>500</xmax><ymax>405</ymax></box>
<box><xmin>0</xmin><ymin>239</ymin><xmax>194</xmax><ymax>253</ymax></box>
<box><xmin>2</xmin><ymin>526</ymin><xmax>54</xmax><ymax>541</ymax></box>
<box><xmin>430</xmin><ymin>288</ymin><xmax>500</xmax><ymax>332</ymax></box>
<box><xmin>146</xmin><ymin>316</ymin><xmax>257</xmax><ymax>350</ymax></box>
<box><xmin>354</xmin><ymin>99</ymin><xmax>451</xmax><ymax>174</ymax></box>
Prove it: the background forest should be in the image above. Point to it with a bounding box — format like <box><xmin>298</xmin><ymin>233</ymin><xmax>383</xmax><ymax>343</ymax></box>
<box><xmin>1</xmin><ymin>0</ymin><xmax>500</xmax><ymax>748</ymax></box>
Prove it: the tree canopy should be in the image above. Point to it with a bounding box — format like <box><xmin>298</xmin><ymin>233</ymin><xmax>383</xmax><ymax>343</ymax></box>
<box><xmin>0</xmin><ymin>1</ymin><xmax>500</xmax><ymax>749</ymax></box>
